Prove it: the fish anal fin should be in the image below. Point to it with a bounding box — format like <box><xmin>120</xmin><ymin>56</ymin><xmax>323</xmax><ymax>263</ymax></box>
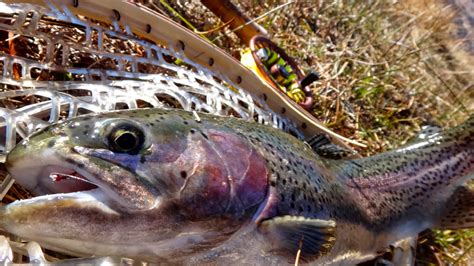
<box><xmin>438</xmin><ymin>185</ymin><xmax>474</xmax><ymax>229</ymax></box>
<box><xmin>258</xmin><ymin>216</ymin><xmax>336</xmax><ymax>261</ymax></box>
<box><xmin>305</xmin><ymin>134</ymin><xmax>357</xmax><ymax>159</ymax></box>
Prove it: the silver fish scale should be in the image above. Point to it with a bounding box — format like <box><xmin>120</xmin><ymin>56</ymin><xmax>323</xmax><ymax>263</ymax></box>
<box><xmin>0</xmin><ymin>2</ymin><xmax>301</xmax><ymax>263</ymax></box>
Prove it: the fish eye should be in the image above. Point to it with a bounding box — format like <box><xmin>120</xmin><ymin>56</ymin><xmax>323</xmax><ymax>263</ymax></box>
<box><xmin>107</xmin><ymin>123</ymin><xmax>145</xmax><ymax>155</ymax></box>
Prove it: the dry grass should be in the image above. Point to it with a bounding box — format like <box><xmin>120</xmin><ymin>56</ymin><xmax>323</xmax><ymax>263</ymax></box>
<box><xmin>156</xmin><ymin>0</ymin><xmax>473</xmax><ymax>264</ymax></box>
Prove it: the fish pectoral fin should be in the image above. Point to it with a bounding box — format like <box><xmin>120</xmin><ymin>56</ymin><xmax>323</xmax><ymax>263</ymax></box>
<box><xmin>437</xmin><ymin>184</ymin><xmax>474</xmax><ymax>229</ymax></box>
<box><xmin>258</xmin><ymin>216</ymin><xmax>336</xmax><ymax>261</ymax></box>
<box><xmin>305</xmin><ymin>134</ymin><xmax>357</xmax><ymax>159</ymax></box>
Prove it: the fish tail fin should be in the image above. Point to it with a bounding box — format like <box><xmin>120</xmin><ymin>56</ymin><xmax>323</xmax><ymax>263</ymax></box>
<box><xmin>339</xmin><ymin>115</ymin><xmax>474</xmax><ymax>231</ymax></box>
<box><xmin>436</xmin><ymin>184</ymin><xmax>474</xmax><ymax>229</ymax></box>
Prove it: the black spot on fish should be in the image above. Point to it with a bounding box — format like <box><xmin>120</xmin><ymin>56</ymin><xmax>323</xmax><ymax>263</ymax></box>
<box><xmin>65</xmin><ymin>158</ymin><xmax>75</xmax><ymax>164</ymax></box>
<box><xmin>140</xmin><ymin>155</ymin><xmax>147</xmax><ymax>164</ymax></box>
<box><xmin>270</xmin><ymin>180</ymin><xmax>276</xmax><ymax>187</ymax></box>
<box><xmin>83</xmin><ymin>130</ymin><xmax>88</xmax><ymax>135</ymax></box>
<box><xmin>180</xmin><ymin>171</ymin><xmax>187</xmax><ymax>178</ymax></box>
<box><xmin>190</xmin><ymin>129</ymin><xmax>196</xmax><ymax>134</ymax></box>
<box><xmin>47</xmin><ymin>139</ymin><xmax>56</xmax><ymax>148</ymax></box>
<box><xmin>183</xmin><ymin>121</ymin><xmax>189</xmax><ymax>125</ymax></box>
<box><xmin>77</xmin><ymin>163</ymin><xmax>85</xmax><ymax>169</ymax></box>
<box><xmin>201</xmin><ymin>132</ymin><xmax>209</xmax><ymax>139</ymax></box>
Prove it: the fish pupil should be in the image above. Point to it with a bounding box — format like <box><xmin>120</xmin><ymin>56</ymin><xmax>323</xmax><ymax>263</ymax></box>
<box><xmin>107</xmin><ymin>123</ymin><xmax>145</xmax><ymax>155</ymax></box>
<box><xmin>114</xmin><ymin>132</ymin><xmax>138</xmax><ymax>151</ymax></box>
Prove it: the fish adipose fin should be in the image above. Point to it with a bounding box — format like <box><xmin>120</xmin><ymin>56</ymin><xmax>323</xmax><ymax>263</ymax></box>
<box><xmin>305</xmin><ymin>134</ymin><xmax>357</xmax><ymax>159</ymax></box>
<box><xmin>437</xmin><ymin>184</ymin><xmax>474</xmax><ymax>229</ymax></box>
<box><xmin>415</xmin><ymin>125</ymin><xmax>442</xmax><ymax>140</ymax></box>
<box><xmin>401</xmin><ymin>124</ymin><xmax>442</xmax><ymax>146</ymax></box>
<box><xmin>258</xmin><ymin>216</ymin><xmax>336</xmax><ymax>260</ymax></box>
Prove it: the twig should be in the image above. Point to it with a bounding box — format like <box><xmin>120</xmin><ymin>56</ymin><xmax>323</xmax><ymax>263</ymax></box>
<box><xmin>194</xmin><ymin>18</ymin><xmax>234</xmax><ymax>35</ymax></box>
<box><xmin>147</xmin><ymin>2</ymin><xmax>167</xmax><ymax>16</ymax></box>
<box><xmin>294</xmin><ymin>237</ymin><xmax>304</xmax><ymax>266</ymax></box>
<box><xmin>158</xmin><ymin>0</ymin><xmax>209</xmax><ymax>41</ymax></box>
<box><xmin>453</xmin><ymin>243</ymin><xmax>474</xmax><ymax>264</ymax></box>
<box><xmin>212</xmin><ymin>1</ymin><xmax>295</xmax><ymax>43</ymax></box>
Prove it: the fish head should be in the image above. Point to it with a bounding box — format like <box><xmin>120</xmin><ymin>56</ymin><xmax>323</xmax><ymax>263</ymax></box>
<box><xmin>2</xmin><ymin>109</ymin><xmax>269</xmax><ymax>260</ymax></box>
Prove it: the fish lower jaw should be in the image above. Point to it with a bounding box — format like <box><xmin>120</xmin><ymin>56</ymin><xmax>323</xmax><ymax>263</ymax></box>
<box><xmin>4</xmin><ymin>188</ymin><xmax>119</xmax><ymax>215</ymax></box>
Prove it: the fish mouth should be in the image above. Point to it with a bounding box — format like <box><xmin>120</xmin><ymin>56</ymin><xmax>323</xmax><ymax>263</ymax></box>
<box><xmin>4</xmin><ymin>143</ymin><xmax>101</xmax><ymax>197</ymax></box>
<box><xmin>37</xmin><ymin>165</ymin><xmax>99</xmax><ymax>194</ymax></box>
<box><xmin>6</xmin><ymin>143</ymin><xmax>159</xmax><ymax>211</ymax></box>
<box><xmin>5</xmin><ymin>160</ymin><xmax>118</xmax><ymax>212</ymax></box>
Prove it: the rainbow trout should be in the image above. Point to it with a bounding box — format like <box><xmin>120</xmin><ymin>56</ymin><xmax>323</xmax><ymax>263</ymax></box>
<box><xmin>1</xmin><ymin>109</ymin><xmax>473</xmax><ymax>264</ymax></box>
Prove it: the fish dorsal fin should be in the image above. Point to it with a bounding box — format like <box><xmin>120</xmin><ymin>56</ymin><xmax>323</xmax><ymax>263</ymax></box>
<box><xmin>305</xmin><ymin>134</ymin><xmax>357</xmax><ymax>159</ymax></box>
<box><xmin>437</xmin><ymin>184</ymin><xmax>474</xmax><ymax>229</ymax></box>
<box><xmin>258</xmin><ymin>216</ymin><xmax>336</xmax><ymax>261</ymax></box>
